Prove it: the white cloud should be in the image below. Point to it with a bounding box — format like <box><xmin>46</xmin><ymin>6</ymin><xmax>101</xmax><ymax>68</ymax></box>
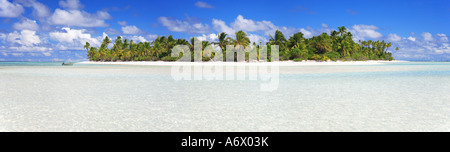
<box><xmin>102</xmin><ymin>32</ymin><xmax>108</xmax><ymax>40</ymax></box>
<box><xmin>270</xmin><ymin>26</ymin><xmax>302</xmax><ymax>38</ymax></box>
<box><xmin>9</xmin><ymin>46</ymin><xmax>51</xmax><ymax>52</ymax></box>
<box><xmin>146</xmin><ymin>34</ymin><xmax>158</xmax><ymax>41</ymax></box>
<box><xmin>299</xmin><ymin>28</ymin><xmax>313</xmax><ymax>38</ymax></box>
<box><xmin>437</xmin><ymin>34</ymin><xmax>448</xmax><ymax>42</ymax></box>
<box><xmin>0</xmin><ymin>0</ymin><xmax>24</xmax><ymax>18</ymax></box>
<box><xmin>194</xmin><ymin>1</ymin><xmax>214</xmax><ymax>9</ymax></box>
<box><xmin>435</xmin><ymin>43</ymin><xmax>450</xmax><ymax>54</ymax></box>
<box><xmin>6</xmin><ymin>30</ymin><xmax>41</xmax><ymax>46</ymax></box>
<box><xmin>96</xmin><ymin>11</ymin><xmax>110</xmax><ymax>20</ymax></box>
<box><xmin>42</xmin><ymin>52</ymin><xmax>51</xmax><ymax>56</ymax></box>
<box><xmin>118</xmin><ymin>21</ymin><xmax>127</xmax><ymax>26</ymax></box>
<box><xmin>387</xmin><ymin>33</ymin><xmax>401</xmax><ymax>42</ymax></box>
<box><xmin>0</xmin><ymin>33</ymin><xmax>6</xmax><ymax>40</ymax></box>
<box><xmin>231</xmin><ymin>15</ymin><xmax>276</xmax><ymax>32</ymax></box>
<box><xmin>52</xmin><ymin>58</ymin><xmax>64</xmax><ymax>62</ymax></box>
<box><xmin>197</xmin><ymin>33</ymin><xmax>217</xmax><ymax>42</ymax></box>
<box><xmin>15</xmin><ymin>0</ymin><xmax>50</xmax><ymax>18</ymax></box>
<box><xmin>59</xmin><ymin>0</ymin><xmax>83</xmax><ymax>10</ymax></box>
<box><xmin>13</xmin><ymin>18</ymin><xmax>39</xmax><ymax>31</ymax></box>
<box><xmin>48</xmin><ymin>9</ymin><xmax>111</xmax><ymax>27</ymax></box>
<box><xmin>1</xmin><ymin>29</ymin><xmax>51</xmax><ymax>53</ymax></box>
<box><xmin>350</xmin><ymin>25</ymin><xmax>383</xmax><ymax>41</ymax></box>
<box><xmin>213</xmin><ymin>15</ymin><xmax>306</xmax><ymax>38</ymax></box>
<box><xmin>248</xmin><ymin>34</ymin><xmax>268</xmax><ymax>44</ymax></box>
<box><xmin>49</xmin><ymin>27</ymin><xmax>101</xmax><ymax>49</ymax></box>
<box><xmin>391</xmin><ymin>32</ymin><xmax>450</xmax><ymax>60</ymax></box>
<box><xmin>212</xmin><ymin>19</ymin><xmax>236</xmax><ymax>35</ymax></box>
<box><xmin>319</xmin><ymin>24</ymin><xmax>332</xmax><ymax>34</ymax></box>
<box><xmin>11</xmin><ymin>52</ymin><xmax>24</xmax><ymax>56</ymax></box>
<box><xmin>104</xmin><ymin>28</ymin><xmax>121</xmax><ymax>35</ymax></box>
<box><xmin>421</xmin><ymin>32</ymin><xmax>434</xmax><ymax>41</ymax></box>
<box><xmin>214</xmin><ymin>15</ymin><xmax>317</xmax><ymax>39</ymax></box>
<box><xmin>158</xmin><ymin>16</ymin><xmax>210</xmax><ymax>34</ymax></box>
<box><xmin>121</xmin><ymin>25</ymin><xmax>143</xmax><ymax>35</ymax></box>
<box><xmin>130</xmin><ymin>36</ymin><xmax>147</xmax><ymax>43</ymax></box>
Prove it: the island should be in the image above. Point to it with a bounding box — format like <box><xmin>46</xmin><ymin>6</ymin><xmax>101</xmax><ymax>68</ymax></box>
<box><xmin>84</xmin><ymin>26</ymin><xmax>398</xmax><ymax>62</ymax></box>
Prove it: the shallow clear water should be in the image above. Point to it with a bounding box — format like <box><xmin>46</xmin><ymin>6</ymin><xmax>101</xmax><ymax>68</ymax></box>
<box><xmin>0</xmin><ymin>62</ymin><xmax>449</xmax><ymax>131</ymax></box>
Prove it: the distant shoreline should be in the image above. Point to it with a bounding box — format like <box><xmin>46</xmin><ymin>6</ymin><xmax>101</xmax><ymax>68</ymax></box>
<box><xmin>76</xmin><ymin>60</ymin><xmax>408</xmax><ymax>66</ymax></box>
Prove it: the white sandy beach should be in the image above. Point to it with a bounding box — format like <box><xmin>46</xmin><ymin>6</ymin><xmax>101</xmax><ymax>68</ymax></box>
<box><xmin>76</xmin><ymin>60</ymin><xmax>408</xmax><ymax>66</ymax></box>
<box><xmin>1</xmin><ymin>61</ymin><xmax>450</xmax><ymax>132</ymax></box>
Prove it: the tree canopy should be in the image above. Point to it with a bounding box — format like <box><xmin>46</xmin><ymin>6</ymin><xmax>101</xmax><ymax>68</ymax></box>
<box><xmin>86</xmin><ymin>27</ymin><xmax>396</xmax><ymax>62</ymax></box>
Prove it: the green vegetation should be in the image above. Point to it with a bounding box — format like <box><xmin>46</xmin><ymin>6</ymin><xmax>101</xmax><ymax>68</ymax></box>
<box><xmin>86</xmin><ymin>26</ymin><xmax>395</xmax><ymax>62</ymax></box>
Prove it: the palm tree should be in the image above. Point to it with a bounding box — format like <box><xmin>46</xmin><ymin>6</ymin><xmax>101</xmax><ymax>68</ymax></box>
<box><xmin>84</xmin><ymin>26</ymin><xmax>397</xmax><ymax>62</ymax></box>
<box><xmin>331</xmin><ymin>30</ymin><xmax>338</xmax><ymax>38</ymax></box>
<box><xmin>101</xmin><ymin>36</ymin><xmax>111</xmax><ymax>48</ymax></box>
<box><xmin>84</xmin><ymin>42</ymin><xmax>90</xmax><ymax>52</ymax></box>
<box><xmin>269</xmin><ymin>30</ymin><xmax>287</xmax><ymax>47</ymax></box>
<box><xmin>288</xmin><ymin>32</ymin><xmax>305</xmax><ymax>49</ymax></box>
<box><xmin>234</xmin><ymin>30</ymin><xmax>250</xmax><ymax>47</ymax></box>
<box><xmin>152</xmin><ymin>37</ymin><xmax>164</xmax><ymax>58</ymax></box>
<box><xmin>338</xmin><ymin>26</ymin><xmax>347</xmax><ymax>37</ymax></box>
<box><xmin>176</xmin><ymin>38</ymin><xmax>189</xmax><ymax>45</ymax></box>
<box><xmin>215</xmin><ymin>32</ymin><xmax>229</xmax><ymax>51</ymax></box>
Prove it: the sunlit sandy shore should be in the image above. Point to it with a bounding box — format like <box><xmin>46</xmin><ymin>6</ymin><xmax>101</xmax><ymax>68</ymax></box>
<box><xmin>2</xmin><ymin>61</ymin><xmax>450</xmax><ymax>132</ymax></box>
<box><xmin>77</xmin><ymin>60</ymin><xmax>408</xmax><ymax>66</ymax></box>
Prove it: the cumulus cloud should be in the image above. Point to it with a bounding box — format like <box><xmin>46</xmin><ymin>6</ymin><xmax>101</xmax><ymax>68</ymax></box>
<box><xmin>9</xmin><ymin>46</ymin><xmax>51</xmax><ymax>52</ymax></box>
<box><xmin>350</xmin><ymin>25</ymin><xmax>383</xmax><ymax>41</ymax></box>
<box><xmin>421</xmin><ymin>32</ymin><xmax>434</xmax><ymax>41</ymax></box>
<box><xmin>194</xmin><ymin>1</ymin><xmax>214</xmax><ymax>9</ymax></box>
<box><xmin>391</xmin><ymin>33</ymin><xmax>450</xmax><ymax>60</ymax></box>
<box><xmin>214</xmin><ymin>15</ymin><xmax>310</xmax><ymax>38</ymax></box>
<box><xmin>231</xmin><ymin>15</ymin><xmax>276</xmax><ymax>32</ymax></box>
<box><xmin>158</xmin><ymin>16</ymin><xmax>210</xmax><ymax>34</ymax></box>
<box><xmin>212</xmin><ymin>19</ymin><xmax>236</xmax><ymax>35</ymax></box>
<box><xmin>104</xmin><ymin>28</ymin><xmax>121</xmax><ymax>35</ymax></box>
<box><xmin>299</xmin><ymin>28</ymin><xmax>313</xmax><ymax>38</ymax></box>
<box><xmin>129</xmin><ymin>36</ymin><xmax>147</xmax><ymax>43</ymax></box>
<box><xmin>121</xmin><ymin>25</ymin><xmax>143</xmax><ymax>35</ymax></box>
<box><xmin>146</xmin><ymin>34</ymin><xmax>158</xmax><ymax>41</ymax></box>
<box><xmin>248</xmin><ymin>34</ymin><xmax>268</xmax><ymax>44</ymax></box>
<box><xmin>59</xmin><ymin>0</ymin><xmax>84</xmax><ymax>10</ymax></box>
<box><xmin>437</xmin><ymin>34</ymin><xmax>448</xmax><ymax>42</ymax></box>
<box><xmin>197</xmin><ymin>33</ymin><xmax>218</xmax><ymax>42</ymax></box>
<box><xmin>48</xmin><ymin>9</ymin><xmax>111</xmax><ymax>27</ymax></box>
<box><xmin>13</xmin><ymin>18</ymin><xmax>39</xmax><ymax>31</ymax></box>
<box><xmin>387</xmin><ymin>33</ymin><xmax>401</xmax><ymax>42</ymax></box>
<box><xmin>11</xmin><ymin>52</ymin><xmax>24</xmax><ymax>56</ymax></box>
<box><xmin>212</xmin><ymin>18</ymin><xmax>239</xmax><ymax>36</ymax></box>
<box><xmin>15</xmin><ymin>0</ymin><xmax>50</xmax><ymax>18</ymax></box>
<box><xmin>0</xmin><ymin>29</ymin><xmax>51</xmax><ymax>53</ymax></box>
<box><xmin>0</xmin><ymin>0</ymin><xmax>24</xmax><ymax>18</ymax></box>
<box><xmin>6</xmin><ymin>30</ymin><xmax>41</xmax><ymax>46</ymax></box>
<box><xmin>49</xmin><ymin>27</ymin><xmax>102</xmax><ymax>50</ymax></box>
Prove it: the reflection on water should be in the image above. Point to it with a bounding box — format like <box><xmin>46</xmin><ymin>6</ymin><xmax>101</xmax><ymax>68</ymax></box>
<box><xmin>0</xmin><ymin>62</ymin><xmax>449</xmax><ymax>131</ymax></box>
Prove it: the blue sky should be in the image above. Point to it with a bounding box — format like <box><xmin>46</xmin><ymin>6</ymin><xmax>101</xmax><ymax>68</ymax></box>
<box><xmin>0</xmin><ymin>0</ymin><xmax>449</xmax><ymax>61</ymax></box>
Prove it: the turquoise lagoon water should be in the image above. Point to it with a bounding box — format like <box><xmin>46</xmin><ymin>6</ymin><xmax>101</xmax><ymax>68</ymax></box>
<box><xmin>0</xmin><ymin>62</ymin><xmax>449</xmax><ymax>131</ymax></box>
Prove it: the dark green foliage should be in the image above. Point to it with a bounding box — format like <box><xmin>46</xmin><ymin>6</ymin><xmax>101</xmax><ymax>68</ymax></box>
<box><xmin>86</xmin><ymin>27</ymin><xmax>395</xmax><ymax>62</ymax></box>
